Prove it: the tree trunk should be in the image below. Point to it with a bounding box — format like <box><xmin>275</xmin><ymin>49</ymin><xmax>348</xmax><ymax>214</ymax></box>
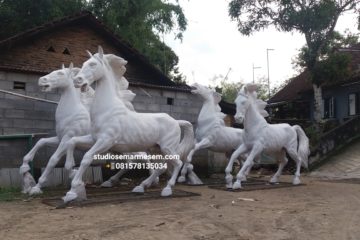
<box><xmin>313</xmin><ymin>84</ymin><xmax>323</xmax><ymax>123</ymax></box>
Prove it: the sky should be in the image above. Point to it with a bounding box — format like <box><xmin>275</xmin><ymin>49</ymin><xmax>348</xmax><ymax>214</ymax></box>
<box><xmin>164</xmin><ymin>0</ymin><xmax>360</xmax><ymax>89</ymax></box>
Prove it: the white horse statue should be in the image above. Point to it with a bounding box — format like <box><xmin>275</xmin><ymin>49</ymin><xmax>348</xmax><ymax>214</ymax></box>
<box><xmin>19</xmin><ymin>63</ymin><xmax>153</xmax><ymax>194</ymax></box>
<box><xmin>181</xmin><ymin>83</ymin><xmax>270</xmax><ymax>187</ymax></box>
<box><xmin>19</xmin><ymin>64</ymin><xmax>91</xmax><ymax>194</ymax></box>
<box><xmin>225</xmin><ymin>84</ymin><xmax>310</xmax><ymax>189</ymax></box>
<box><xmin>63</xmin><ymin>46</ymin><xmax>195</xmax><ymax>202</ymax></box>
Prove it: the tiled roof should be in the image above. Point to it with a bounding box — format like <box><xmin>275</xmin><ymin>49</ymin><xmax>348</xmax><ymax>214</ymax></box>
<box><xmin>269</xmin><ymin>45</ymin><xmax>360</xmax><ymax>103</ymax></box>
<box><xmin>0</xmin><ymin>11</ymin><xmax>184</xmax><ymax>89</ymax></box>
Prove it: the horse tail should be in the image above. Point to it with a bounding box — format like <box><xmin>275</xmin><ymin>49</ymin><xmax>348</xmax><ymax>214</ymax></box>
<box><xmin>177</xmin><ymin>120</ymin><xmax>195</xmax><ymax>161</ymax></box>
<box><xmin>293</xmin><ymin>125</ymin><xmax>310</xmax><ymax>168</ymax></box>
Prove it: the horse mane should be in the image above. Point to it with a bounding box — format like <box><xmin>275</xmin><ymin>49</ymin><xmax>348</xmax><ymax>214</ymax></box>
<box><xmin>238</xmin><ymin>85</ymin><xmax>269</xmax><ymax>117</ymax></box>
<box><xmin>94</xmin><ymin>52</ymin><xmax>136</xmax><ymax>111</ymax></box>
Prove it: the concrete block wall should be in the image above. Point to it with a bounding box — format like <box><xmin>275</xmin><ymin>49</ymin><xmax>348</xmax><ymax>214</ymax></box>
<box><xmin>0</xmin><ymin>70</ymin><xmax>216</xmax><ymax>183</ymax></box>
<box><xmin>0</xmin><ymin>71</ymin><xmax>57</xmax><ymax>135</ymax></box>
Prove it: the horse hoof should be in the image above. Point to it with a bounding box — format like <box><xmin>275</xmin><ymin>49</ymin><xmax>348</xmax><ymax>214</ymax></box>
<box><xmin>187</xmin><ymin>172</ymin><xmax>203</xmax><ymax>185</ymax></box>
<box><xmin>100</xmin><ymin>181</ymin><xmax>113</xmax><ymax>188</ymax></box>
<box><xmin>22</xmin><ymin>172</ymin><xmax>36</xmax><ymax>194</ymax></box>
<box><xmin>62</xmin><ymin>191</ymin><xmax>78</xmax><ymax>203</ymax></box>
<box><xmin>19</xmin><ymin>164</ymin><xmax>31</xmax><ymax>175</ymax></box>
<box><xmin>226</xmin><ymin>182</ymin><xmax>233</xmax><ymax>189</ymax></box>
<box><xmin>177</xmin><ymin>176</ymin><xmax>186</xmax><ymax>183</ymax></box>
<box><xmin>132</xmin><ymin>185</ymin><xmax>145</xmax><ymax>194</ymax></box>
<box><xmin>270</xmin><ymin>177</ymin><xmax>279</xmax><ymax>183</ymax></box>
<box><xmin>161</xmin><ymin>186</ymin><xmax>172</xmax><ymax>197</ymax></box>
<box><xmin>292</xmin><ymin>178</ymin><xmax>301</xmax><ymax>185</ymax></box>
<box><xmin>29</xmin><ymin>186</ymin><xmax>43</xmax><ymax>195</ymax></box>
<box><xmin>232</xmin><ymin>181</ymin><xmax>242</xmax><ymax>190</ymax></box>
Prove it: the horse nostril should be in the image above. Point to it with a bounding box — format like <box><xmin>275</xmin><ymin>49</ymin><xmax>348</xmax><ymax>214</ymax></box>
<box><xmin>75</xmin><ymin>76</ymin><xmax>83</xmax><ymax>84</ymax></box>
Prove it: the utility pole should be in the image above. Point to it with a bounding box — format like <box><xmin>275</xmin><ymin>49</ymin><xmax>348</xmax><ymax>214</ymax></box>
<box><xmin>266</xmin><ymin>48</ymin><xmax>274</xmax><ymax>99</ymax></box>
<box><xmin>252</xmin><ymin>63</ymin><xmax>261</xmax><ymax>83</ymax></box>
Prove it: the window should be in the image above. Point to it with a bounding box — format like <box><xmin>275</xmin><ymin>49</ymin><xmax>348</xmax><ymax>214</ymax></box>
<box><xmin>47</xmin><ymin>46</ymin><xmax>55</xmax><ymax>52</ymax></box>
<box><xmin>349</xmin><ymin>93</ymin><xmax>357</xmax><ymax>116</ymax></box>
<box><xmin>62</xmin><ymin>48</ymin><xmax>70</xmax><ymax>55</ymax></box>
<box><xmin>167</xmin><ymin>97</ymin><xmax>174</xmax><ymax>105</ymax></box>
<box><xmin>323</xmin><ymin>97</ymin><xmax>335</xmax><ymax>119</ymax></box>
<box><xmin>13</xmin><ymin>81</ymin><xmax>26</xmax><ymax>90</ymax></box>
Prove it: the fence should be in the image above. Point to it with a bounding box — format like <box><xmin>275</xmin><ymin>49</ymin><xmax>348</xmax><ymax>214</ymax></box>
<box><xmin>309</xmin><ymin>116</ymin><xmax>360</xmax><ymax>168</ymax></box>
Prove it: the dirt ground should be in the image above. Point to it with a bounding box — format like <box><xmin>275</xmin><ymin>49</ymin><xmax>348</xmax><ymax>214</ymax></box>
<box><xmin>1</xmin><ymin>175</ymin><xmax>360</xmax><ymax>240</ymax></box>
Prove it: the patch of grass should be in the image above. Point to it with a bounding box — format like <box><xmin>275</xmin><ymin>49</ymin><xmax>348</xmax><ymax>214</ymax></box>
<box><xmin>0</xmin><ymin>187</ymin><xmax>22</xmax><ymax>202</ymax></box>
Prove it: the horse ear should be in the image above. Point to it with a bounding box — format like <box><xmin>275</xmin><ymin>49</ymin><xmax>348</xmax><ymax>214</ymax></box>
<box><xmin>69</xmin><ymin>62</ymin><xmax>74</xmax><ymax>70</ymax></box>
<box><xmin>98</xmin><ymin>46</ymin><xmax>104</xmax><ymax>59</ymax></box>
<box><xmin>61</xmin><ymin>63</ymin><xmax>65</xmax><ymax>69</ymax></box>
<box><xmin>86</xmin><ymin>50</ymin><xmax>93</xmax><ymax>57</ymax></box>
<box><xmin>246</xmin><ymin>83</ymin><xmax>258</xmax><ymax>93</ymax></box>
<box><xmin>70</xmin><ymin>67</ymin><xmax>81</xmax><ymax>78</ymax></box>
<box><xmin>213</xmin><ymin>91</ymin><xmax>222</xmax><ymax>104</ymax></box>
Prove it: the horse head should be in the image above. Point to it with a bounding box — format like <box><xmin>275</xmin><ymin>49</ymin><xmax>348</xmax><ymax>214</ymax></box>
<box><xmin>235</xmin><ymin>83</ymin><xmax>268</xmax><ymax>123</ymax></box>
<box><xmin>73</xmin><ymin>46</ymin><xmax>128</xmax><ymax>92</ymax></box>
<box><xmin>191</xmin><ymin>83</ymin><xmax>222</xmax><ymax>104</ymax></box>
<box><xmin>38</xmin><ymin>63</ymin><xmax>80</xmax><ymax>92</ymax></box>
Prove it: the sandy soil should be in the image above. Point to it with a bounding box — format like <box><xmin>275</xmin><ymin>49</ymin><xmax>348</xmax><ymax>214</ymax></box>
<box><xmin>1</xmin><ymin>175</ymin><xmax>360</xmax><ymax>240</ymax></box>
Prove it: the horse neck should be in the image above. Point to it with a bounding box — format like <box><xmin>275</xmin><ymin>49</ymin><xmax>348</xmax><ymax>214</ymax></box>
<box><xmin>56</xmin><ymin>83</ymin><xmax>83</xmax><ymax>118</ymax></box>
<box><xmin>244</xmin><ymin>101</ymin><xmax>267</xmax><ymax>132</ymax></box>
<box><xmin>92</xmin><ymin>71</ymin><xmax>127</xmax><ymax>114</ymax></box>
<box><xmin>198</xmin><ymin>98</ymin><xmax>218</xmax><ymax>123</ymax></box>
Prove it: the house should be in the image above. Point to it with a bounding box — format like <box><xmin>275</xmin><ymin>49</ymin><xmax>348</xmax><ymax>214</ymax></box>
<box><xmin>0</xmin><ymin>11</ymin><xmax>233</xmax><ymax>186</ymax></box>
<box><xmin>268</xmin><ymin>45</ymin><xmax>360</xmax><ymax>124</ymax></box>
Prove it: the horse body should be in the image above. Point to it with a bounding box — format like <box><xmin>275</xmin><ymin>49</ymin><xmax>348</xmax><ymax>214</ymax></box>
<box><xmin>179</xmin><ymin>83</ymin><xmax>248</xmax><ymax>184</ymax></box>
<box><xmin>225</xmin><ymin>84</ymin><xmax>309</xmax><ymax>189</ymax></box>
<box><xmin>20</xmin><ymin>65</ymin><xmax>91</xmax><ymax>194</ymax></box>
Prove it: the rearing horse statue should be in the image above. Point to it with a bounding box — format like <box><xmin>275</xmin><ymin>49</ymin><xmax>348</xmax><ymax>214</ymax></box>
<box><xmin>63</xmin><ymin>46</ymin><xmax>195</xmax><ymax>202</ymax></box>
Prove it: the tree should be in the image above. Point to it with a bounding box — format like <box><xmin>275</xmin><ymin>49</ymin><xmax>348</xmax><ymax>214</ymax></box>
<box><xmin>214</xmin><ymin>78</ymin><xmax>244</xmax><ymax>103</ymax></box>
<box><xmin>0</xmin><ymin>0</ymin><xmax>86</xmax><ymax>39</ymax></box>
<box><xmin>88</xmin><ymin>0</ymin><xmax>187</xmax><ymax>81</ymax></box>
<box><xmin>0</xmin><ymin>0</ymin><xmax>187</xmax><ymax>83</ymax></box>
<box><xmin>228</xmin><ymin>0</ymin><xmax>360</xmax><ymax>123</ymax></box>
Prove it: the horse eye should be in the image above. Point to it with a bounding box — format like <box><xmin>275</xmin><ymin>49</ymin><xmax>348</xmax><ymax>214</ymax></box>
<box><xmin>89</xmin><ymin>62</ymin><xmax>97</xmax><ymax>67</ymax></box>
<box><xmin>57</xmin><ymin>72</ymin><xmax>64</xmax><ymax>75</ymax></box>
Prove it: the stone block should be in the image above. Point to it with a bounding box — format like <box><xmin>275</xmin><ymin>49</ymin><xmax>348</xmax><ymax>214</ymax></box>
<box><xmin>34</xmin><ymin>101</ymin><xmax>56</xmax><ymax>112</ymax></box>
<box><xmin>0</xmin><ymin>80</ymin><xmax>13</xmax><ymax>90</ymax></box>
<box><xmin>5</xmin><ymin>109</ymin><xmax>25</xmax><ymax>118</ymax></box>
<box><xmin>160</xmin><ymin>105</ymin><xmax>171</xmax><ymax>112</ymax></box>
<box><xmin>12</xmin><ymin>99</ymin><xmax>35</xmax><ymax>110</ymax></box>
<box><xmin>147</xmin><ymin>104</ymin><xmax>160</xmax><ymax>112</ymax></box>
<box><xmin>6</xmin><ymin>72</ymin><xmax>27</xmax><ymax>82</ymax></box>
<box><xmin>0</xmin><ymin>118</ymin><xmax>13</xmax><ymax>128</ymax></box>
<box><xmin>13</xmin><ymin>119</ymin><xmax>34</xmax><ymax>129</ymax></box>
<box><xmin>35</xmin><ymin>120</ymin><xmax>54</xmax><ymax>130</ymax></box>
<box><xmin>163</xmin><ymin>91</ymin><xmax>176</xmax><ymax>98</ymax></box>
<box><xmin>175</xmin><ymin>92</ymin><xmax>190</xmax><ymax>100</ymax></box>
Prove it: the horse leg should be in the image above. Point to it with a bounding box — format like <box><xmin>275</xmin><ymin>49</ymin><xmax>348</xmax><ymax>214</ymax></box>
<box><xmin>287</xmin><ymin>148</ymin><xmax>302</xmax><ymax>185</ymax></box>
<box><xmin>233</xmin><ymin>144</ymin><xmax>263</xmax><ymax>190</ymax></box>
<box><xmin>179</xmin><ymin>138</ymin><xmax>210</xmax><ymax>183</ymax></box>
<box><xmin>161</xmin><ymin>149</ymin><xmax>183</xmax><ymax>197</ymax></box>
<box><xmin>270</xmin><ymin>150</ymin><xmax>288</xmax><ymax>183</ymax></box>
<box><xmin>132</xmin><ymin>168</ymin><xmax>166</xmax><ymax>194</ymax></box>
<box><xmin>63</xmin><ymin>139</ymin><xmax>112</xmax><ymax>202</ymax></box>
<box><xmin>64</xmin><ymin>135</ymin><xmax>94</xmax><ymax>178</ymax></box>
<box><xmin>225</xmin><ymin>144</ymin><xmax>247</xmax><ymax>188</ymax></box>
<box><xmin>29</xmin><ymin>137</ymin><xmax>69</xmax><ymax>195</ymax></box>
<box><xmin>20</xmin><ymin>137</ymin><xmax>59</xmax><ymax>194</ymax></box>
<box><xmin>101</xmin><ymin>160</ymin><xmax>130</xmax><ymax>188</ymax></box>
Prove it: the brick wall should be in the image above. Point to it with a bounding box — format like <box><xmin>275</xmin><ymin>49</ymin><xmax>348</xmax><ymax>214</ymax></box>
<box><xmin>0</xmin><ymin>22</ymin><xmax>167</xmax><ymax>85</ymax></box>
